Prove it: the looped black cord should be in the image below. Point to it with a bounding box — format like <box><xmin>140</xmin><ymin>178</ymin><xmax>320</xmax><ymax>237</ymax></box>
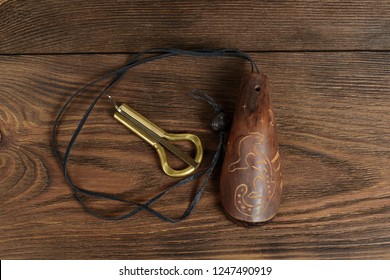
<box><xmin>52</xmin><ymin>48</ymin><xmax>258</xmax><ymax>222</ymax></box>
<box><xmin>190</xmin><ymin>89</ymin><xmax>231</xmax><ymax>133</ymax></box>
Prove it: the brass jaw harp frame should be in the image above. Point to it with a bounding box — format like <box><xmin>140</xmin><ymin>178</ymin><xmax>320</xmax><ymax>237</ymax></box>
<box><xmin>113</xmin><ymin>103</ymin><xmax>203</xmax><ymax>177</ymax></box>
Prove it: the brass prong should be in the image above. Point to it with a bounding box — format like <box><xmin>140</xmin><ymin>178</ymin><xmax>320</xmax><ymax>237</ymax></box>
<box><xmin>114</xmin><ymin>103</ymin><xmax>203</xmax><ymax>177</ymax></box>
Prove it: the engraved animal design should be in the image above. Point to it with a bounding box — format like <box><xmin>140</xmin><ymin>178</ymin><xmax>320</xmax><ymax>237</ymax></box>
<box><xmin>228</xmin><ymin>133</ymin><xmax>279</xmax><ymax>217</ymax></box>
<box><xmin>268</xmin><ymin>109</ymin><xmax>275</xmax><ymax>126</ymax></box>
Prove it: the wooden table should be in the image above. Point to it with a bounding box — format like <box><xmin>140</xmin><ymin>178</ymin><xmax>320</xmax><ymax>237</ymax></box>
<box><xmin>1</xmin><ymin>0</ymin><xmax>389</xmax><ymax>259</ymax></box>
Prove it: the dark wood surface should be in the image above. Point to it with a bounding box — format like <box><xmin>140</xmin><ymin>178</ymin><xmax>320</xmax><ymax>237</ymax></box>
<box><xmin>1</xmin><ymin>0</ymin><xmax>390</xmax><ymax>53</ymax></box>
<box><xmin>0</xmin><ymin>0</ymin><xmax>389</xmax><ymax>259</ymax></box>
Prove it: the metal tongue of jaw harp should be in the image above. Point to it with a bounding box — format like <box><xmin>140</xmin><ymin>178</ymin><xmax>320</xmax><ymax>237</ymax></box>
<box><xmin>113</xmin><ymin>103</ymin><xmax>203</xmax><ymax>177</ymax></box>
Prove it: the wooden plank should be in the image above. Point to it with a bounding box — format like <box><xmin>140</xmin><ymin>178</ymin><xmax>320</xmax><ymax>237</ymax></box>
<box><xmin>1</xmin><ymin>0</ymin><xmax>389</xmax><ymax>54</ymax></box>
<box><xmin>0</xmin><ymin>52</ymin><xmax>389</xmax><ymax>259</ymax></box>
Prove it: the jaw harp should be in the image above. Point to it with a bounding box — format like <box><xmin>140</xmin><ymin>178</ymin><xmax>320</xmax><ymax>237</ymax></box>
<box><xmin>113</xmin><ymin>104</ymin><xmax>203</xmax><ymax>177</ymax></box>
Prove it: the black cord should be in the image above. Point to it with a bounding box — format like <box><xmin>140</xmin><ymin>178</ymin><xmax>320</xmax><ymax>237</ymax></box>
<box><xmin>51</xmin><ymin>48</ymin><xmax>258</xmax><ymax>223</ymax></box>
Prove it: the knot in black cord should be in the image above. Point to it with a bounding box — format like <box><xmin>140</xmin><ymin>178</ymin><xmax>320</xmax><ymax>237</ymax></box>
<box><xmin>190</xmin><ymin>89</ymin><xmax>231</xmax><ymax>133</ymax></box>
<box><xmin>211</xmin><ymin>111</ymin><xmax>230</xmax><ymax>133</ymax></box>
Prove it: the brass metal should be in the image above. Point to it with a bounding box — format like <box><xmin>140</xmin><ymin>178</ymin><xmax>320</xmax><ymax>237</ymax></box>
<box><xmin>114</xmin><ymin>103</ymin><xmax>203</xmax><ymax>177</ymax></box>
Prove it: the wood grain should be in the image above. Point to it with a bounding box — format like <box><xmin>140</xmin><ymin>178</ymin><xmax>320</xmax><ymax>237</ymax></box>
<box><xmin>1</xmin><ymin>52</ymin><xmax>389</xmax><ymax>259</ymax></box>
<box><xmin>1</xmin><ymin>0</ymin><xmax>389</xmax><ymax>54</ymax></box>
